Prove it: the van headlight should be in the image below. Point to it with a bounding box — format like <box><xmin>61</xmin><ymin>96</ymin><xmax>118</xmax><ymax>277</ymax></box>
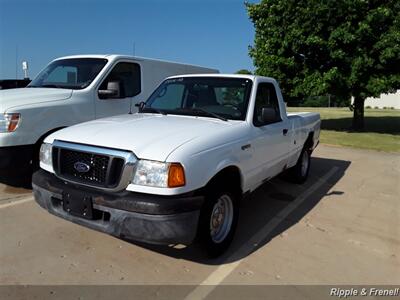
<box><xmin>132</xmin><ymin>160</ymin><xmax>185</xmax><ymax>188</ymax></box>
<box><xmin>39</xmin><ymin>143</ymin><xmax>53</xmax><ymax>169</ymax></box>
<box><xmin>0</xmin><ymin>113</ymin><xmax>21</xmax><ymax>133</ymax></box>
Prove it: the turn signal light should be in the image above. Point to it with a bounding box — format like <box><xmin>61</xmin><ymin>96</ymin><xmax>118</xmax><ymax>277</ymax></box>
<box><xmin>8</xmin><ymin>114</ymin><xmax>21</xmax><ymax>132</ymax></box>
<box><xmin>168</xmin><ymin>163</ymin><xmax>186</xmax><ymax>187</ymax></box>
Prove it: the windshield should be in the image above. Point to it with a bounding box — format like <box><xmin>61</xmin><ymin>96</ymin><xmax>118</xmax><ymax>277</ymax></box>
<box><xmin>28</xmin><ymin>58</ymin><xmax>108</xmax><ymax>89</ymax></box>
<box><xmin>144</xmin><ymin>77</ymin><xmax>253</xmax><ymax>121</ymax></box>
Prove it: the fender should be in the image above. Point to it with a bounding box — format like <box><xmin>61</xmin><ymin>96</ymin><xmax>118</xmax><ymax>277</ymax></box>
<box><xmin>208</xmin><ymin>159</ymin><xmax>244</xmax><ymax>190</ymax></box>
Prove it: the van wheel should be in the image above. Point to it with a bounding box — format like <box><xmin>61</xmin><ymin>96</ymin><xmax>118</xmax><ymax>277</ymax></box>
<box><xmin>198</xmin><ymin>187</ymin><xmax>239</xmax><ymax>257</ymax></box>
<box><xmin>288</xmin><ymin>148</ymin><xmax>311</xmax><ymax>184</ymax></box>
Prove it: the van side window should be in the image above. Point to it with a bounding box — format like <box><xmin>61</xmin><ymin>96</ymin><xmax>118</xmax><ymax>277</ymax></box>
<box><xmin>99</xmin><ymin>62</ymin><xmax>141</xmax><ymax>98</ymax></box>
<box><xmin>253</xmin><ymin>82</ymin><xmax>281</xmax><ymax>126</ymax></box>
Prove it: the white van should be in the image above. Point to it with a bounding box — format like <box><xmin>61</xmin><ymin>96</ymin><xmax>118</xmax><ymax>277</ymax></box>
<box><xmin>0</xmin><ymin>54</ymin><xmax>218</xmax><ymax>169</ymax></box>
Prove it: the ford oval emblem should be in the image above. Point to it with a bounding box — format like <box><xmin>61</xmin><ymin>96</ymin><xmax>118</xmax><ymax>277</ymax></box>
<box><xmin>74</xmin><ymin>162</ymin><xmax>90</xmax><ymax>173</ymax></box>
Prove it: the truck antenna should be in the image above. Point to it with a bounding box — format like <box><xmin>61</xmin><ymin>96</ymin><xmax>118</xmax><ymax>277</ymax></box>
<box><xmin>129</xmin><ymin>41</ymin><xmax>136</xmax><ymax>114</ymax></box>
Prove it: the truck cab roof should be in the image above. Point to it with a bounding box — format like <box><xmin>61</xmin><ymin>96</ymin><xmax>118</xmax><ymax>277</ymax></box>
<box><xmin>165</xmin><ymin>73</ymin><xmax>277</xmax><ymax>83</ymax></box>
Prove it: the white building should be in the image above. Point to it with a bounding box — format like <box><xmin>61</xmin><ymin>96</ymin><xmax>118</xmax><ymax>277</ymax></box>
<box><xmin>363</xmin><ymin>90</ymin><xmax>400</xmax><ymax>109</ymax></box>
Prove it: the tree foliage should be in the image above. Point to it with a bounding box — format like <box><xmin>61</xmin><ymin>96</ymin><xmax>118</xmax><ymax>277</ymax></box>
<box><xmin>235</xmin><ymin>69</ymin><xmax>253</xmax><ymax>74</ymax></box>
<box><xmin>247</xmin><ymin>0</ymin><xmax>400</xmax><ymax>129</ymax></box>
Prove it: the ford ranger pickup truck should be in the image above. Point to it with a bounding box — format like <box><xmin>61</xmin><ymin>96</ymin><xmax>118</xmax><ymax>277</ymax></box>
<box><xmin>32</xmin><ymin>74</ymin><xmax>320</xmax><ymax>256</ymax></box>
<box><xmin>0</xmin><ymin>54</ymin><xmax>217</xmax><ymax>170</ymax></box>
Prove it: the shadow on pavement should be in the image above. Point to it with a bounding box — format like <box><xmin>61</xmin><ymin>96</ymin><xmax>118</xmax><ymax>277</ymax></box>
<box><xmin>134</xmin><ymin>156</ymin><xmax>351</xmax><ymax>265</ymax></box>
<box><xmin>0</xmin><ymin>154</ymin><xmax>351</xmax><ymax>265</ymax></box>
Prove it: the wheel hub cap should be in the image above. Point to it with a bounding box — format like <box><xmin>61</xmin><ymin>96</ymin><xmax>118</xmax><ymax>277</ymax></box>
<box><xmin>210</xmin><ymin>194</ymin><xmax>234</xmax><ymax>243</ymax></box>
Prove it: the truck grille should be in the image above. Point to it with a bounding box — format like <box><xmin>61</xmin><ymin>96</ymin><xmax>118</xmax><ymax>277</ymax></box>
<box><xmin>52</xmin><ymin>145</ymin><xmax>125</xmax><ymax>188</ymax></box>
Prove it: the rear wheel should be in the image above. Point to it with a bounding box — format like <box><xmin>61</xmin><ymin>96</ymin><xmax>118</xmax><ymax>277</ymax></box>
<box><xmin>198</xmin><ymin>187</ymin><xmax>239</xmax><ymax>257</ymax></box>
<box><xmin>288</xmin><ymin>148</ymin><xmax>311</xmax><ymax>184</ymax></box>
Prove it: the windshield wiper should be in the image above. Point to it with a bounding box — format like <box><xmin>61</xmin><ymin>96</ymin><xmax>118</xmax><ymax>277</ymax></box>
<box><xmin>186</xmin><ymin>107</ymin><xmax>228</xmax><ymax>121</ymax></box>
<box><xmin>140</xmin><ymin>106</ymin><xmax>167</xmax><ymax>115</ymax></box>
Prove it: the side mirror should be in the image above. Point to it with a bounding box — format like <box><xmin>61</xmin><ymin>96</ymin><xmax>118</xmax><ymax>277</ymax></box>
<box><xmin>98</xmin><ymin>81</ymin><xmax>121</xmax><ymax>99</ymax></box>
<box><xmin>261</xmin><ymin>107</ymin><xmax>278</xmax><ymax>123</ymax></box>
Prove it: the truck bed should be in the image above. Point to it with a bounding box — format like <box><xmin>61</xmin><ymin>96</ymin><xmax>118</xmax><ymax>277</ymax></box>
<box><xmin>287</xmin><ymin>112</ymin><xmax>321</xmax><ymax>152</ymax></box>
<box><xmin>287</xmin><ymin>112</ymin><xmax>320</xmax><ymax>128</ymax></box>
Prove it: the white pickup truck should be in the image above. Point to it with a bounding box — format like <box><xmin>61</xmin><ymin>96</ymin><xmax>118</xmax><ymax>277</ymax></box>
<box><xmin>33</xmin><ymin>74</ymin><xmax>320</xmax><ymax>256</ymax></box>
<box><xmin>0</xmin><ymin>54</ymin><xmax>217</xmax><ymax>170</ymax></box>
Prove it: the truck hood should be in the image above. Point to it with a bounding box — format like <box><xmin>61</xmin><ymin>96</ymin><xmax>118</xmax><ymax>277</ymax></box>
<box><xmin>47</xmin><ymin>113</ymin><xmax>236</xmax><ymax>161</ymax></box>
<box><xmin>0</xmin><ymin>88</ymin><xmax>72</xmax><ymax>112</ymax></box>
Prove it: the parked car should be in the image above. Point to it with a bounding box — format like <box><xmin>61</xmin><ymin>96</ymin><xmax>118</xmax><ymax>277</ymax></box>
<box><xmin>0</xmin><ymin>79</ymin><xmax>31</xmax><ymax>90</ymax></box>
<box><xmin>32</xmin><ymin>74</ymin><xmax>320</xmax><ymax>256</ymax></box>
<box><xmin>0</xmin><ymin>55</ymin><xmax>217</xmax><ymax>169</ymax></box>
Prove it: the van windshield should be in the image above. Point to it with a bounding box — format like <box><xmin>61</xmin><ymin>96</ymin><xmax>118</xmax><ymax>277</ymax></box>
<box><xmin>28</xmin><ymin>58</ymin><xmax>108</xmax><ymax>90</ymax></box>
<box><xmin>143</xmin><ymin>77</ymin><xmax>253</xmax><ymax>121</ymax></box>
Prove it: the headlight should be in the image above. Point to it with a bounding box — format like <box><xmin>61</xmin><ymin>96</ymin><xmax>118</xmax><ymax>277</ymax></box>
<box><xmin>39</xmin><ymin>143</ymin><xmax>53</xmax><ymax>167</ymax></box>
<box><xmin>132</xmin><ymin>160</ymin><xmax>185</xmax><ymax>188</ymax></box>
<box><xmin>0</xmin><ymin>113</ymin><xmax>21</xmax><ymax>133</ymax></box>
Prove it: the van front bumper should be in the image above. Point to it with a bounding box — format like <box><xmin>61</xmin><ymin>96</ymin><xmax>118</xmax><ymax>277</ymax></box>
<box><xmin>0</xmin><ymin>145</ymin><xmax>34</xmax><ymax>168</ymax></box>
<box><xmin>32</xmin><ymin>170</ymin><xmax>204</xmax><ymax>245</ymax></box>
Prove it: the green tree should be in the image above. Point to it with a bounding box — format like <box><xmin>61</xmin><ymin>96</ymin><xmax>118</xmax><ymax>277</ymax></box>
<box><xmin>235</xmin><ymin>69</ymin><xmax>253</xmax><ymax>75</ymax></box>
<box><xmin>247</xmin><ymin>0</ymin><xmax>400</xmax><ymax>130</ymax></box>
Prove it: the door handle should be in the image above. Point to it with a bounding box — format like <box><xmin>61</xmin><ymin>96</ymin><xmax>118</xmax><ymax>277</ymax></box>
<box><xmin>283</xmin><ymin>129</ymin><xmax>288</xmax><ymax>136</ymax></box>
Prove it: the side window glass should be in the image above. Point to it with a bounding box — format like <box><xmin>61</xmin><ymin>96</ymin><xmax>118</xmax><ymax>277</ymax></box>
<box><xmin>253</xmin><ymin>82</ymin><xmax>281</xmax><ymax>126</ymax></box>
<box><xmin>99</xmin><ymin>62</ymin><xmax>141</xmax><ymax>98</ymax></box>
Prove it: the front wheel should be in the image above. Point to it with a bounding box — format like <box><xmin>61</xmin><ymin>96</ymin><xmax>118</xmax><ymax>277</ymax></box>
<box><xmin>198</xmin><ymin>189</ymin><xmax>239</xmax><ymax>257</ymax></box>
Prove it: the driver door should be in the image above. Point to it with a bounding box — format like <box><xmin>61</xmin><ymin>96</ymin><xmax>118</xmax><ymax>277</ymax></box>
<box><xmin>250</xmin><ymin>82</ymin><xmax>291</xmax><ymax>184</ymax></box>
<box><xmin>95</xmin><ymin>62</ymin><xmax>141</xmax><ymax>119</ymax></box>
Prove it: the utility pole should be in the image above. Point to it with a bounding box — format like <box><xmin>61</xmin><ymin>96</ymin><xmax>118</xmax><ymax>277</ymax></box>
<box><xmin>132</xmin><ymin>42</ymin><xmax>136</xmax><ymax>57</ymax></box>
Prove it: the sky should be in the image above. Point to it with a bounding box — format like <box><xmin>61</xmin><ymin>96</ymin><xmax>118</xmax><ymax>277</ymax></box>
<box><xmin>0</xmin><ymin>0</ymin><xmax>257</xmax><ymax>79</ymax></box>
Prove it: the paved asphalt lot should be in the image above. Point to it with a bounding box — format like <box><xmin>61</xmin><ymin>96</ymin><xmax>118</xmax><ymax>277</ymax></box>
<box><xmin>0</xmin><ymin>145</ymin><xmax>399</xmax><ymax>299</ymax></box>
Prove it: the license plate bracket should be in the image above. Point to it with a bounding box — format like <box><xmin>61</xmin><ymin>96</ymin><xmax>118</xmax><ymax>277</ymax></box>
<box><xmin>62</xmin><ymin>189</ymin><xmax>94</xmax><ymax>220</ymax></box>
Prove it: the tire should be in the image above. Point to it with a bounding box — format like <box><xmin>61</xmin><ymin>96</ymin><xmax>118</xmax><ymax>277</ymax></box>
<box><xmin>198</xmin><ymin>186</ymin><xmax>239</xmax><ymax>257</ymax></box>
<box><xmin>288</xmin><ymin>147</ymin><xmax>311</xmax><ymax>184</ymax></box>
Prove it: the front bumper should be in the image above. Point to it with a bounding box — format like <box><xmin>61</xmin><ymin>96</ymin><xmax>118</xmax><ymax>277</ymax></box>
<box><xmin>32</xmin><ymin>170</ymin><xmax>205</xmax><ymax>245</ymax></box>
<box><xmin>0</xmin><ymin>145</ymin><xmax>34</xmax><ymax>168</ymax></box>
